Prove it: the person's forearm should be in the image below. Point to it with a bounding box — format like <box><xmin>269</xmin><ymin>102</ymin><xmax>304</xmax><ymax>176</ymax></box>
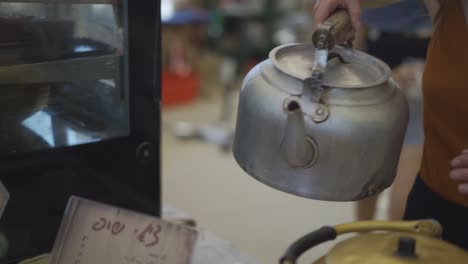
<box><xmin>423</xmin><ymin>0</ymin><xmax>441</xmax><ymax>23</ymax></box>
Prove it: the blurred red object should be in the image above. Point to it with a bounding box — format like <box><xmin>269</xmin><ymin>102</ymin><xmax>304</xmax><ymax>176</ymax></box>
<box><xmin>162</xmin><ymin>71</ymin><xmax>200</xmax><ymax>108</ymax></box>
<box><xmin>244</xmin><ymin>59</ymin><xmax>260</xmax><ymax>74</ymax></box>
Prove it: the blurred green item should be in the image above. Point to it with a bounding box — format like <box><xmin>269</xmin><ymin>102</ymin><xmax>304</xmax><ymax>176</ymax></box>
<box><xmin>0</xmin><ymin>232</ymin><xmax>8</xmax><ymax>259</ymax></box>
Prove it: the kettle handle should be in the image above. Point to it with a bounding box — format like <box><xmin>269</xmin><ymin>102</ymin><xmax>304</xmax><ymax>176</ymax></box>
<box><xmin>280</xmin><ymin>227</ymin><xmax>337</xmax><ymax>264</ymax></box>
<box><xmin>279</xmin><ymin>220</ymin><xmax>442</xmax><ymax>264</ymax></box>
<box><xmin>312</xmin><ymin>10</ymin><xmax>354</xmax><ymax>50</ymax></box>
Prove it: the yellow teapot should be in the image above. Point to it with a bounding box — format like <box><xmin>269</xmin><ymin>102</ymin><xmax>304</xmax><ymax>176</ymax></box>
<box><xmin>280</xmin><ymin>220</ymin><xmax>468</xmax><ymax>264</ymax></box>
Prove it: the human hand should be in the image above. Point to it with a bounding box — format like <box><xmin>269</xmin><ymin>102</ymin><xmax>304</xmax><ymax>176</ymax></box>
<box><xmin>449</xmin><ymin>149</ymin><xmax>468</xmax><ymax>195</ymax></box>
<box><xmin>313</xmin><ymin>0</ymin><xmax>362</xmax><ymax>30</ymax></box>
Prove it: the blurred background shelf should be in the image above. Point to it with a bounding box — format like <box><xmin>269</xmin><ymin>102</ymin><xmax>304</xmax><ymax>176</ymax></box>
<box><xmin>0</xmin><ymin>55</ymin><xmax>119</xmax><ymax>85</ymax></box>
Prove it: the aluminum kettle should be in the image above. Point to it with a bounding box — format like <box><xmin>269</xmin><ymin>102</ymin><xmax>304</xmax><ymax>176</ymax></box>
<box><xmin>232</xmin><ymin>12</ymin><xmax>409</xmax><ymax>201</ymax></box>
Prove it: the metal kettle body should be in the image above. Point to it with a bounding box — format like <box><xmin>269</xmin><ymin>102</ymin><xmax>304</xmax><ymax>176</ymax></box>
<box><xmin>233</xmin><ymin>44</ymin><xmax>409</xmax><ymax>201</ymax></box>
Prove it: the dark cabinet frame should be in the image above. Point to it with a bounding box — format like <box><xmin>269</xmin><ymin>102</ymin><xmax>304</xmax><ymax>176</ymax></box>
<box><xmin>0</xmin><ymin>1</ymin><xmax>161</xmax><ymax>262</ymax></box>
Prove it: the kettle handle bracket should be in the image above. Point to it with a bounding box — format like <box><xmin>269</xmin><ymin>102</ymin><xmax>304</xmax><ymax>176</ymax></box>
<box><xmin>284</xmin><ymin>96</ymin><xmax>329</xmax><ymax>124</ymax></box>
<box><xmin>309</xmin><ymin>104</ymin><xmax>329</xmax><ymax>123</ymax></box>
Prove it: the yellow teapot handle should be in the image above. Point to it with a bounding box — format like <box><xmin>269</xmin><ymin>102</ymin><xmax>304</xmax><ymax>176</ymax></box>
<box><xmin>335</xmin><ymin>219</ymin><xmax>442</xmax><ymax>236</ymax></box>
<box><xmin>280</xmin><ymin>219</ymin><xmax>442</xmax><ymax>264</ymax></box>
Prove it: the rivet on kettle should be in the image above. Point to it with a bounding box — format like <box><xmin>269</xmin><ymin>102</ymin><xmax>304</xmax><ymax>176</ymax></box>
<box><xmin>316</xmin><ymin>108</ymin><xmax>325</xmax><ymax>116</ymax></box>
<box><xmin>311</xmin><ymin>105</ymin><xmax>329</xmax><ymax>123</ymax></box>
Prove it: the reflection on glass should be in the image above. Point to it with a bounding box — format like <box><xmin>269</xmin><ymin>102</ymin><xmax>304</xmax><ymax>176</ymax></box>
<box><xmin>0</xmin><ymin>1</ymin><xmax>129</xmax><ymax>157</ymax></box>
<box><xmin>22</xmin><ymin>110</ymin><xmax>54</xmax><ymax>146</ymax></box>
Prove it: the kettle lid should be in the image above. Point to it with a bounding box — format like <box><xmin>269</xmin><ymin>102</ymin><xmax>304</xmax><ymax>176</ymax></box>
<box><xmin>270</xmin><ymin>43</ymin><xmax>391</xmax><ymax>89</ymax></box>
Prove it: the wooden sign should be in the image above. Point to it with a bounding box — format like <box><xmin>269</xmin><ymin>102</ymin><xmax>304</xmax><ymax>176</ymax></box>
<box><xmin>49</xmin><ymin>197</ymin><xmax>198</xmax><ymax>264</ymax></box>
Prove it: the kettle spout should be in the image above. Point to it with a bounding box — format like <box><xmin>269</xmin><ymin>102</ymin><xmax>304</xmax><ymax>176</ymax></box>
<box><xmin>282</xmin><ymin>99</ymin><xmax>316</xmax><ymax>168</ymax></box>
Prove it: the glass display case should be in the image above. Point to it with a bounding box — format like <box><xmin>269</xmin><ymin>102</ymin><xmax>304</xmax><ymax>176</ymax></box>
<box><xmin>0</xmin><ymin>1</ymin><xmax>128</xmax><ymax>155</ymax></box>
<box><xmin>0</xmin><ymin>0</ymin><xmax>161</xmax><ymax>262</ymax></box>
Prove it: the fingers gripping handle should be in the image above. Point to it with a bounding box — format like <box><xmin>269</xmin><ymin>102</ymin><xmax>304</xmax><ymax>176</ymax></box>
<box><xmin>312</xmin><ymin>10</ymin><xmax>353</xmax><ymax>50</ymax></box>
